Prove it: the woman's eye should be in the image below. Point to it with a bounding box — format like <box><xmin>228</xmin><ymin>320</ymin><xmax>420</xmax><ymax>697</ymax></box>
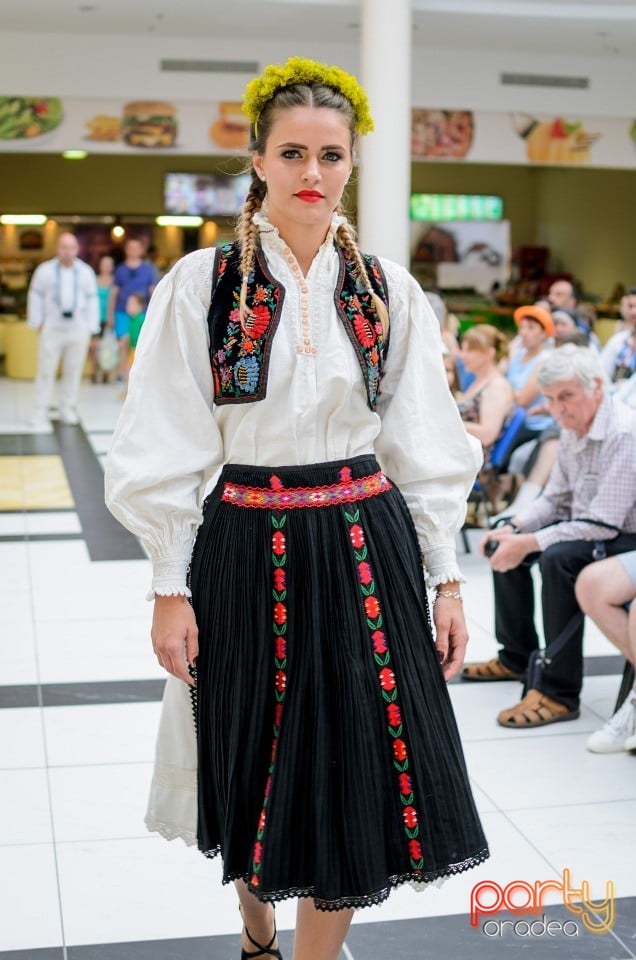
<box><xmin>323</xmin><ymin>152</ymin><xmax>343</xmax><ymax>162</ymax></box>
<box><xmin>281</xmin><ymin>149</ymin><xmax>301</xmax><ymax>159</ymax></box>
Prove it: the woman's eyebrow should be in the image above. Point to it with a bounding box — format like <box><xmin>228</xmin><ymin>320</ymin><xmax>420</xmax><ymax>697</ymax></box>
<box><xmin>275</xmin><ymin>141</ymin><xmax>346</xmax><ymax>150</ymax></box>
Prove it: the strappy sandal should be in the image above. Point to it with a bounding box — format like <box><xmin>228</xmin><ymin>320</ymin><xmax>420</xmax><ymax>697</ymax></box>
<box><xmin>497</xmin><ymin>689</ymin><xmax>580</xmax><ymax>728</ymax></box>
<box><xmin>241</xmin><ymin>925</ymin><xmax>283</xmax><ymax>960</ymax></box>
<box><xmin>462</xmin><ymin>657</ymin><xmax>524</xmax><ymax>682</ymax></box>
<box><xmin>239</xmin><ymin>906</ymin><xmax>283</xmax><ymax>960</ymax></box>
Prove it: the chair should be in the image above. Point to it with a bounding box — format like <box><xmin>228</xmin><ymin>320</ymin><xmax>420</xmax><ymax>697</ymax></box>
<box><xmin>460</xmin><ymin>406</ymin><xmax>526</xmax><ymax>552</ymax></box>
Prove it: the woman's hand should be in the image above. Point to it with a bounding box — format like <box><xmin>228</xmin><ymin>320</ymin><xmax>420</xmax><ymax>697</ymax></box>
<box><xmin>151</xmin><ymin>595</ymin><xmax>199</xmax><ymax>685</ymax></box>
<box><xmin>432</xmin><ymin>587</ymin><xmax>468</xmax><ymax>681</ymax></box>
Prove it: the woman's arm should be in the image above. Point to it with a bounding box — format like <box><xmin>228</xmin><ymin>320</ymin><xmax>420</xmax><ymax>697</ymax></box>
<box><xmin>105</xmin><ymin>249</ymin><xmax>224</xmax><ymax>601</ymax></box>
<box><xmin>464</xmin><ymin>378</ymin><xmax>514</xmax><ymax>447</ymax></box>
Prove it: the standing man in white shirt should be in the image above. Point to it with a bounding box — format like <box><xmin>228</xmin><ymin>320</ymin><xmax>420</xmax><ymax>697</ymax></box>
<box><xmin>27</xmin><ymin>232</ymin><xmax>100</xmax><ymax>428</ymax></box>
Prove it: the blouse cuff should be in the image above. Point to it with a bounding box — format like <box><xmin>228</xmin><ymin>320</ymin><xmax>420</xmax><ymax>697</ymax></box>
<box><xmin>147</xmin><ymin>554</ymin><xmax>193</xmax><ymax>602</ymax></box>
<box><xmin>422</xmin><ymin>541</ymin><xmax>466</xmax><ymax>589</ymax></box>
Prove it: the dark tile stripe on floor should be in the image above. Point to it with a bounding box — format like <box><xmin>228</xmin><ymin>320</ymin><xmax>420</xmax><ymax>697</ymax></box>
<box><xmin>0</xmin><ymin>680</ymin><xmax>166</xmax><ymax>709</ymax></box>
<box><xmin>0</xmin><ymin>653</ymin><xmax>627</xmax><ymax>710</ymax></box>
<box><xmin>0</xmin><ymin>433</ymin><xmax>60</xmax><ymax>456</ymax></box>
<box><xmin>0</xmin><ymin>533</ymin><xmax>83</xmax><ymax>543</ymax></box>
<box><xmin>5</xmin><ymin>897</ymin><xmax>635</xmax><ymax>960</ymax></box>
<box><xmin>52</xmin><ymin>422</ymin><xmax>145</xmax><ymax>562</ymax></box>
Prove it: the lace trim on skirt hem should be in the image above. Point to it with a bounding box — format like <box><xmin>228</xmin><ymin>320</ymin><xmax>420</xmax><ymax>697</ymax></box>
<box><xmin>200</xmin><ymin>845</ymin><xmax>490</xmax><ymax>912</ymax></box>
<box><xmin>145</xmin><ymin>816</ymin><xmax>198</xmax><ymax>847</ymax></box>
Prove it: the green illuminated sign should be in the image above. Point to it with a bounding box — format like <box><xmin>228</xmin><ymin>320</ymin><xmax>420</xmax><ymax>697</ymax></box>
<box><xmin>409</xmin><ymin>194</ymin><xmax>503</xmax><ymax>221</ymax></box>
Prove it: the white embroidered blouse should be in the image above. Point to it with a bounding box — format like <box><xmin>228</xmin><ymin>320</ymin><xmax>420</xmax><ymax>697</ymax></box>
<box><xmin>105</xmin><ymin>214</ymin><xmax>482</xmax><ymax>597</ymax></box>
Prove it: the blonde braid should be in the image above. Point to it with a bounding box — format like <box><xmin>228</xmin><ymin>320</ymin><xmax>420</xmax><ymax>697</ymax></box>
<box><xmin>236</xmin><ymin>173</ymin><xmax>266</xmax><ymax>332</ymax></box>
<box><xmin>335</xmin><ymin>219</ymin><xmax>389</xmax><ymax>338</ymax></box>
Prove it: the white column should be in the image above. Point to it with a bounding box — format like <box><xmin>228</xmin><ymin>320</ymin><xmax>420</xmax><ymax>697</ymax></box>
<box><xmin>358</xmin><ymin>0</ymin><xmax>412</xmax><ymax>266</ymax></box>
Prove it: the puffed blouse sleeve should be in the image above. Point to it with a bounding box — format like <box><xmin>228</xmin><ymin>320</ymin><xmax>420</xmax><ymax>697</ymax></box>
<box><xmin>104</xmin><ymin>249</ymin><xmax>224</xmax><ymax>599</ymax></box>
<box><xmin>374</xmin><ymin>261</ymin><xmax>483</xmax><ymax>587</ymax></box>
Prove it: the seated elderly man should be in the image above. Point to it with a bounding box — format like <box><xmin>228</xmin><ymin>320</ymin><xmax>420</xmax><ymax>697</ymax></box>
<box><xmin>463</xmin><ymin>345</ymin><xmax>636</xmax><ymax>728</ymax></box>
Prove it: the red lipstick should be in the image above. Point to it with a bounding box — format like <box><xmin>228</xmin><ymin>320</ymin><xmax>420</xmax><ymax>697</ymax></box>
<box><xmin>295</xmin><ymin>190</ymin><xmax>324</xmax><ymax>203</ymax></box>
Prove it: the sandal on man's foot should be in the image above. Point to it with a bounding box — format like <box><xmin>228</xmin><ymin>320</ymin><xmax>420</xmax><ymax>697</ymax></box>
<box><xmin>462</xmin><ymin>657</ymin><xmax>524</xmax><ymax>682</ymax></box>
<box><xmin>497</xmin><ymin>689</ymin><xmax>580</xmax><ymax>728</ymax></box>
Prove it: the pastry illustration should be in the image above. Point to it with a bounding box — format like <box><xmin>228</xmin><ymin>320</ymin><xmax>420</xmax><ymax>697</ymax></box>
<box><xmin>209</xmin><ymin>101</ymin><xmax>250</xmax><ymax>150</ymax></box>
<box><xmin>512</xmin><ymin>113</ymin><xmax>600</xmax><ymax>164</ymax></box>
<box><xmin>411</xmin><ymin>109</ymin><xmax>473</xmax><ymax>158</ymax></box>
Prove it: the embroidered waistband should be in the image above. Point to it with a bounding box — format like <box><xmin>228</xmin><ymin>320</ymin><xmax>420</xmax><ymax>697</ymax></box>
<box><xmin>222</xmin><ymin>467</ymin><xmax>392</xmax><ymax>509</ymax></box>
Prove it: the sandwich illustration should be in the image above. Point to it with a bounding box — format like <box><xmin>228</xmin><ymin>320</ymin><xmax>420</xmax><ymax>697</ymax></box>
<box><xmin>209</xmin><ymin>102</ymin><xmax>250</xmax><ymax>150</ymax></box>
<box><xmin>121</xmin><ymin>101</ymin><xmax>178</xmax><ymax>148</ymax></box>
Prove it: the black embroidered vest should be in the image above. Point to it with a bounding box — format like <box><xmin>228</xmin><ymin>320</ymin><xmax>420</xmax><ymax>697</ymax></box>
<box><xmin>207</xmin><ymin>241</ymin><xmax>390</xmax><ymax>410</ymax></box>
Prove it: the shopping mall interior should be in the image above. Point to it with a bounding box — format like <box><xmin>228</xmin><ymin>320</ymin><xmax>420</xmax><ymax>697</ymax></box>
<box><xmin>1</xmin><ymin>2</ymin><xmax>635</xmax><ymax>959</ymax></box>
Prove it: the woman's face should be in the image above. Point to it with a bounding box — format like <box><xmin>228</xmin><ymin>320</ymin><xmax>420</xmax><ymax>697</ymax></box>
<box><xmin>460</xmin><ymin>340</ymin><xmax>491</xmax><ymax>373</ymax></box>
<box><xmin>552</xmin><ymin>310</ymin><xmax>576</xmax><ymax>338</ymax></box>
<box><xmin>518</xmin><ymin>318</ymin><xmax>547</xmax><ymax>350</ymax></box>
<box><xmin>252</xmin><ymin>105</ymin><xmax>354</xmax><ymax>236</ymax></box>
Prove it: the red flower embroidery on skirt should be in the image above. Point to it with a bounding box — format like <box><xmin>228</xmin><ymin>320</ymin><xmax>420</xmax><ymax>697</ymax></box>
<box><xmin>353</xmin><ymin>313</ymin><xmax>377</xmax><ymax>348</ymax></box>
<box><xmin>386</xmin><ymin>703</ymin><xmax>402</xmax><ymax>727</ymax></box>
<box><xmin>273</xmin><ymin>567</ymin><xmax>286</xmax><ymax>591</ymax></box>
<box><xmin>274</xmin><ymin>637</ymin><xmax>287</xmax><ymax>661</ymax></box>
<box><xmin>272</xmin><ymin>531</ymin><xmax>286</xmax><ymax>555</ymax></box>
<box><xmin>273</xmin><ymin>602</ymin><xmax>287</xmax><ymax>625</ymax></box>
<box><xmin>409</xmin><ymin>839</ymin><xmax>423</xmax><ymax>861</ymax></box>
<box><xmin>372</xmin><ymin>630</ymin><xmax>388</xmax><ymax>654</ymax></box>
<box><xmin>364</xmin><ymin>596</ymin><xmax>381</xmax><ymax>618</ymax></box>
<box><xmin>398</xmin><ymin>773</ymin><xmax>413</xmax><ymax>795</ymax></box>
<box><xmin>392</xmin><ymin>739</ymin><xmax>408</xmax><ymax>762</ymax></box>
<box><xmin>258</xmin><ymin>809</ymin><xmax>266</xmax><ymax>832</ymax></box>
<box><xmin>251</xmin><ymin>873</ymin><xmax>260</xmax><ymax>887</ymax></box>
<box><xmin>275</xmin><ymin>669</ymin><xmax>287</xmax><ymax>693</ymax></box>
<box><xmin>273</xmin><ymin>702</ymin><xmax>283</xmax><ymax>727</ymax></box>
<box><xmin>358</xmin><ymin>561</ymin><xmax>373</xmax><ymax>585</ymax></box>
<box><xmin>253</xmin><ymin>841</ymin><xmax>263</xmax><ymax>863</ymax></box>
<box><xmin>349</xmin><ymin>524</ymin><xmax>365</xmax><ymax>548</ymax></box>
<box><xmin>379</xmin><ymin>667</ymin><xmax>396</xmax><ymax>691</ymax></box>
<box><xmin>403</xmin><ymin>806</ymin><xmax>418</xmax><ymax>829</ymax></box>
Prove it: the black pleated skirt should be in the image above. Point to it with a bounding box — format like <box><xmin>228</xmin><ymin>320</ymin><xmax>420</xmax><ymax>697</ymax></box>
<box><xmin>189</xmin><ymin>455</ymin><xmax>489</xmax><ymax>911</ymax></box>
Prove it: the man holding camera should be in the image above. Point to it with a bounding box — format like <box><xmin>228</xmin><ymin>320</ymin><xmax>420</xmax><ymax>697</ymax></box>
<box><xmin>27</xmin><ymin>232</ymin><xmax>100</xmax><ymax>429</ymax></box>
<box><xmin>463</xmin><ymin>345</ymin><xmax>636</xmax><ymax>728</ymax></box>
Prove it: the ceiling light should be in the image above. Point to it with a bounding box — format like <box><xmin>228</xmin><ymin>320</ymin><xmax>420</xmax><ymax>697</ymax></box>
<box><xmin>156</xmin><ymin>215</ymin><xmax>203</xmax><ymax>227</ymax></box>
<box><xmin>62</xmin><ymin>149</ymin><xmax>88</xmax><ymax>159</ymax></box>
<box><xmin>1</xmin><ymin>214</ymin><xmax>48</xmax><ymax>225</ymax></box>
<box><xmin>112</xmin><ymin>225</ymin><xmax>125</xmax><ymax>239</ymax></box>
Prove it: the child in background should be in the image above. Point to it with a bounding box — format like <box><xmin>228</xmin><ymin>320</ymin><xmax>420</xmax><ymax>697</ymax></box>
<box><xmin>118</xmin><ymin>293</ymin><xmax>147</xmax><ymax>397</ymax></box>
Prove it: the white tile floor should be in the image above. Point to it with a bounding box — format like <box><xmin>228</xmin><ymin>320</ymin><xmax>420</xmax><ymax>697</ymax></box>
<box><xmin>0</xmin><ymin>375</ymin><xmax>634</xmax><ymax>957</ymax></box>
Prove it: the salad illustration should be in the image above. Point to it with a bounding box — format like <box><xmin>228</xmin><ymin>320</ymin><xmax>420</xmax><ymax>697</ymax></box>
<box><xmin>0</xmin><ymin>97</ymin><xmax>63</xmax><ymax>139</ymax></box>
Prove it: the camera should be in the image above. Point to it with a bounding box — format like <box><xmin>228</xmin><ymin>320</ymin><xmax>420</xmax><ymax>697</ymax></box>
<box><xmin>484</xmin><ymin>539</ymin><xmax>499</xmax><ymax>558</ymax></box>
<box><xmin>62</xmin><ymin>310</ymin><xmax>73</xmax><ymax>319</ymax></box>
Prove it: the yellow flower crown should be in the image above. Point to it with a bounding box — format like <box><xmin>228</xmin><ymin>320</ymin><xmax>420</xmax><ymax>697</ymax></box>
<box><xmin>242</xmin><ymin>56</ymin><xmax>374</xmax><ymax>136</ymax></box>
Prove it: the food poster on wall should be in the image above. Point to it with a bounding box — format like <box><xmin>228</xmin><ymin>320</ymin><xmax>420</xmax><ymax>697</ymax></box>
<box><xmin>0</xmin><ymin>95</ymin><xmax>250</xmax><ymax>155</ymax></box>
<box><xmin>0</xmin><ymin>94</ymin><xmax>635</xmax><ymax>168</ymax></box>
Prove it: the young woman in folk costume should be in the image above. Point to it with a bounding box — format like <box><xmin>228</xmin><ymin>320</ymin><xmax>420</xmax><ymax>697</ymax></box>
<box><xmin>106</xmin><ymin>57</ymin><xmax>488</xmax><ymax>960</ymax></box>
